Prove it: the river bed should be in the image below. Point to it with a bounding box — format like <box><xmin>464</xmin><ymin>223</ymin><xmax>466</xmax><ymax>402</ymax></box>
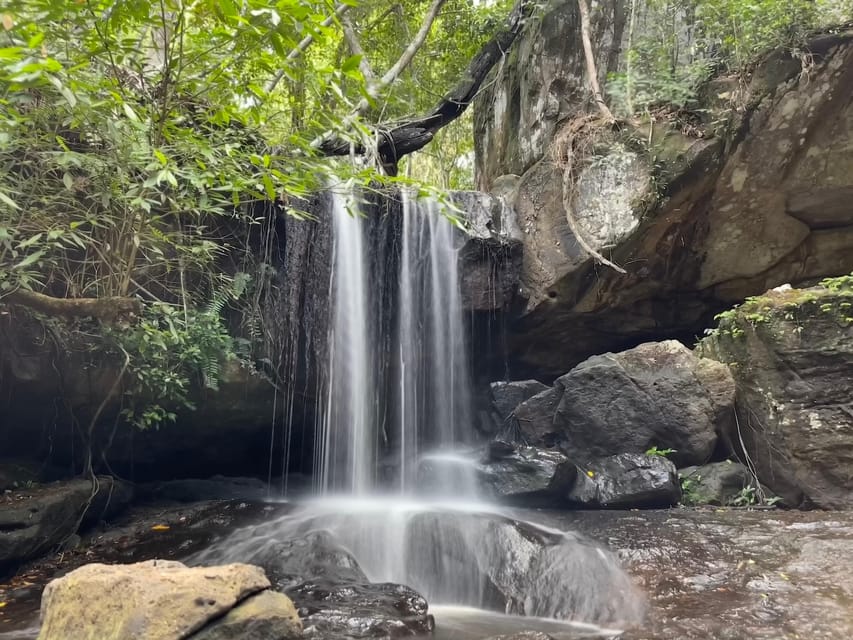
<box><xmin>2</xmin><ymin>501</ymin><xmax>851</xmax><ymax>639</ymax></box>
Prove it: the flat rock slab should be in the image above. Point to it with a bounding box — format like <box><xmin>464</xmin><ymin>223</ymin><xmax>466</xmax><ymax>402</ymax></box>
<box><xmin>37</xmin><ymin>560</ymin><xmax>270</xmax><ymax>640</ymax></box>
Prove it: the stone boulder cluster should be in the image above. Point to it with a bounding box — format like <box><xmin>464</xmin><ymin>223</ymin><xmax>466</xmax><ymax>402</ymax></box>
<box><xmin>476</xmin><ymin>340</ymin><xmax>743</xmax><ymax>509</ymax></box>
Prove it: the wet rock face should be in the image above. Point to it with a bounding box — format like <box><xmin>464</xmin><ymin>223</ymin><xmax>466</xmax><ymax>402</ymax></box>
<box><xmin>0</xmin><ymin>477</ymin><xmax>132</xmax><ymax>576</ymax></box>
<box><xmin>474</xmin><ymin>8</ymin><xmax>853</xmax><ymax>376</ymax></box>
<box><xmin>195</xmin><ymin>529</ymin><xmax>434</xmax><ymax>639</ymax></box>
<box><xmin>249</xmin><ymin>531</ymin><xmax>369</xmax><ymax>591</ymax></box>
<box><xmin>456</xmin><ymin>191</ymin><xmax>524</xmax><ymax>313</ymax></box>
<box><xmin>287</xmin><ymin>581</ymin><xmax>433</xmax><ymax>639</ymax></box>
<box><xmin>477</xmin><ymin>441</ymin><xmax>576</xmax><ymax>506</ymax></box>
<box><xmin>474</xmin><ymin>0</ymin><xmax>628</xmax><ymax>183</ymax></box>
<box><xmin>488</xmin><ymin>380</ymin><xmax>549</xmax><ymax>434</ymax></box>
<box><xmin>567</xmin><ymin>453</ymin><xmax>681</xmax><ymax>508</ymax></box>
<box><xmin>699</xmin><ymin>285</ymin><xmax>853</xmax><ymax>508</ymax></box>
<box><xmin>507</xmin><ymin>341</ymin><xmax>734</xmax><ymax>467</ymax></box>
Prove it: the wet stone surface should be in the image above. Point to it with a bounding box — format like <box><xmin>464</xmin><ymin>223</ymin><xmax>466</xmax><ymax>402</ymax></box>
<box><xmin>1</xmin><ymin>502</ymin><xmax>853</xmax><ymax>639</ymax></box>
<box><xmin>535</xmin><ymin>508</ymin><xmax>853</xmax><ymax>640</ymax></box>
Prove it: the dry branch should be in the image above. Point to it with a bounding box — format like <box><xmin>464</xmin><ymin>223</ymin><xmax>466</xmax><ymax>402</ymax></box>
<box><xmin>2</xmin><ymin>289</ymin><xmax>141</xmax><ymax>322</ymax></box>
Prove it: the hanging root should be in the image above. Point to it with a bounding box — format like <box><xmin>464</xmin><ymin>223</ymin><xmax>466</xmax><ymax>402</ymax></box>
<box><xmin>549</xmin><ymin>115</ymin><xmax>627</xmax><ymax>275</ymax></box>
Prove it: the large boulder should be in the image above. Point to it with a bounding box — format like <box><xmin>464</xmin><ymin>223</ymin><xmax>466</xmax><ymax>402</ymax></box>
<box><xmin>699</xmin><ymin>283</ymin><xmax>853</xmax><ymax>508</ymax></box>
<box><xmin>36</xmin><ymin>560</ymin><xmax>300</xmax><ymax>640</ymax></box>
<box><xmin>553</xmin><ymin>341</ymin><xmax>733</xmax><ymax>466</ymax></box>
<box><xmin>566</xmin><ymin>453</ymin><xmax>681</xmax><ymax>509</ymax></box>
<box><xmin>192</xmin><ymin>529</ymin><xmax>433</xmax><ymax>638</ymax></box>
<box><xmin>474</xmin><ymin>0</ymin><xmax>853</xmax><ymax>376</ymax></box>
<box><xmin>404</xmin><ymin>510</ymin><xmax>644</xmax><ymax>624</ymax></box>
<box><xmin>511</xmin><ymin>386</ymin><xmax>564</xmax><ymax>447</ymax></box>
<box><xmin>0</xmin><ymin>477</ymin><xmax>132</xmax><ymax>575</ymax></box>
<box><xmin>245</xmin><ymin>530</ymin><xmax>369</xmax><ymax>591</ymax></box>
<box><xmin>509</xmin><ymin>341</ymin><xmax>734</xmax><ymax>467</ymax></box>
<box><xmin>192</xmin><ymin>590</ymin><xmax>302</xmax><ymax>640</ymax></box>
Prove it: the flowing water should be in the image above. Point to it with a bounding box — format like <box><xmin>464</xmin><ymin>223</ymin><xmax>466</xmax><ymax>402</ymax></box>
<box><xmin>319</xmin><ymin>189</ymin><xmax>374</xmax><ymax>493</ymax></box>
<box><xmin>195</xmin><ymin>188</ymin><xmax>646</xmax><ymax>632</ymax></box>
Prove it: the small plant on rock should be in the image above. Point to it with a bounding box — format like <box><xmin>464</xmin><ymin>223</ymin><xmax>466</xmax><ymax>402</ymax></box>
<box><xmin>645</xmin><ymin>446</ymin><xmax>677</xmax><ymax>457</ymax></box>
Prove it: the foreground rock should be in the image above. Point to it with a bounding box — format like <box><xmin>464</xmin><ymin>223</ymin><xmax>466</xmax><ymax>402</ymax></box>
<box><xmin>193</xmin><ymin>531</ymin><xmax>433</xmax><ymax>639</ymax></box>
<box><xmin>567</xmin><ymin>453</ymin><xmax>681</xmax><ymax>509</ymax></box>
<box><xmin>193</xmin><ymin>590</ymin><xmax>302</xmax><ymax>640</ymax></box>
<box><xmin>700</xmin><ymin>283</ymin><xmax>853</xmax><ymax>508</ymax></box>
<box><xmin>405</xmin><ymin>510</ymin><xmax>644</xmax><ymax>624</ymax></box>
<box><xmin>508</xmin><ymin>341</ymin><xmax>734</xmax><ymax>467</ymax></box>
<box><xmin>247</xmin><ymin>530</ymin><xmax>368</xmax><ymax>591</ymax></box>
<box><xmin>36</xmin><ymin>560</ymin><xmax>301</xmax><ymax>640</ymax></box>
<box><xmin>0</xmin><ymin>477</ymin><xmax>132</xmax><ymax>575</ymax></box>
<box><xmin>288</xmin><ymin>580</ymin><xmax>433</xmax><ymax>638</ymax></box>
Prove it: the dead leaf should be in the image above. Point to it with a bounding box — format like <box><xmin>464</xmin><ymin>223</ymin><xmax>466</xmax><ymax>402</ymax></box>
<box><xmin>1</xmin><ymin>14</ymin><xmax>13</xmax><ymax>31</ymax></box>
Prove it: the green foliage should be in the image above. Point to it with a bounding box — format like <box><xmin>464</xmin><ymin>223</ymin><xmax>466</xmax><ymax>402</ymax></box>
<box><xmin>678</xmin><ymin>473</ymin><xmax>703</xmax><ymax>505</ymax></box>
<box><xmin>0</xmin><ymin>0</ymin><xmax>513</xmax><ymax>430</ymax></box>
<box><xmin>111</xmin><ymin>302</ymin><xmax>235</xmax><ymax>430</ymax></box>
<box><xmin>819</xmin><ymin>272</ymin><xmax>853</xmax><ymax>293</ymax></box>
<box><xmin>645</xmin><ymin>445</ymin><xmax>677</xmax><ymax>457</ymax></box>
<box><xmin>607</xmin><ymin>0</ymin><xmax>851</xmax><ymax>117</ymax></box>
<box><xmin>696</xmin><ymin>0</ymin><xmax>818</xmax><ymax>67</ymax></box>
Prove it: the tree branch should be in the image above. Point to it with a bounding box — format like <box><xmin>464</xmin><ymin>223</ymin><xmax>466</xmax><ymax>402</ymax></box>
<box><xmin>577</xmin><ymin>0</ymin><xmax>615</xmax><ymax>122</ymax></box>
<box><xmin>318</xmin><ymin>0</ymin><xmax>536</xmax><ymax>172</ymax></box>
<box><xmin>341</xmin><ymin>14</ymin><xmax>376</xmax><ymax>83</ymax></box>
<box><xmin>2</xmin><ymin>290</ymin><xmax>141</xmax><ymax>323</ymax></box>
<box><xmin>265</xmin><ymin>2</ymin><xmax>352</xmax><ymax>94</ymax></box>
<box><xmin>360</xmin><ymin>0</ymin><xmax>448</xmax><ymax>108</ymax></box>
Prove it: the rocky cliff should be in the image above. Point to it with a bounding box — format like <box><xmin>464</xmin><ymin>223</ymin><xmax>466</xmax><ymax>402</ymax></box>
<box><xmin>474</xmin><ymin>0</ymin><xmax>853</xmax><ymax>377</ymax></box>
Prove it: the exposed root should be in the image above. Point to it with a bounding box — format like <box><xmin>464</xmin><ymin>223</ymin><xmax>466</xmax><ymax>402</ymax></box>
<box><xmin>550</xmin><ymin>115</ymin><xmax>627</xmax><ymax>275</ymax></box>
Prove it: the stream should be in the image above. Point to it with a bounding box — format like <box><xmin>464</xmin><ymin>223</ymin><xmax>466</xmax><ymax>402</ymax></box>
<box><xmin>2</xmin><ymin>499</ymin><xmax>851</xmax><ymax>639</ymax></box>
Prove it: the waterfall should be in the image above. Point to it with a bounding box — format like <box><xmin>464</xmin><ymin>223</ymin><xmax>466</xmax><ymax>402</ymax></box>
<box><xmin>396</xmin><ymin>193</ymin><xmax>473</xmax><ymax>492</ymax></box>
<box><xmin>319</xmin><ymin>188</ymin><xmax>474</xmax><ymax>495</ymax></box>
<box><xmin>319</xmin><ymin>189</ymin><xmax>375</xmax><ymax>494</ymax></box>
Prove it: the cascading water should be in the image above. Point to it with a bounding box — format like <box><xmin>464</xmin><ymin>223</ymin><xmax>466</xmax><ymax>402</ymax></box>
<box><xmin>319</xmin><ymin>189</ymin><xmax>374</xmax><ymax>493</ymax></box>
<box><xmin>396</xmin><ymin>192</ymin><xmax>473</xmax><ymax>492</ymax></box>
<box><xmin>195</xmin><ymin>187</ymin><xmax>645</xmax><ymax>634</ymax></box>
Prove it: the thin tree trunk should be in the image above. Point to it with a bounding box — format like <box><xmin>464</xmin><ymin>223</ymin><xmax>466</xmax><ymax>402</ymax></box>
<box><xmin>578</xmin><ymin>0</ymin><xmax>615</xmax><ymax>122</ymax></box>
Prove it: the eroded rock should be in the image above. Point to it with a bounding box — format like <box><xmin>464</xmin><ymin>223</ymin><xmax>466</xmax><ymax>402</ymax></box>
<box><xmin>473</xmin><ymin>6</ymin><xmax>853</xmax><ymax>376</ymax></box>
<box><xmin>699</xmin><ymin>283</ymin><xmax>853</xmax><ymax>508</ymax></box>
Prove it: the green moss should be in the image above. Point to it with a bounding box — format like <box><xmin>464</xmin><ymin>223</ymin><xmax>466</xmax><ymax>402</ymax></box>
<box><xmin>706</xmin><ymin>274</ymin><xmax>853</xmax><ymax>340</ymax></box>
